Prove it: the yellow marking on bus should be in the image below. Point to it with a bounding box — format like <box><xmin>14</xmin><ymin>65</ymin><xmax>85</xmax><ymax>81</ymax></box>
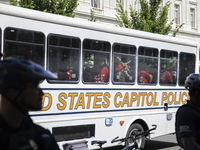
<box><xmin>41</xmin><ymin>91</ymin><xmax>189</xmax><ymax>111</ymax></box>
<box><xmin>42</xmin><ymin>93</ymin><xmax>52</xmax><ymax>111</ymax></box>
<box><xmin>103</xmin><ymin>92</ymin><xmax>110</xmax><ymax>108</ymax></box>
<box><xmin>114</xmin><ymin>92</ymin><xmax>122</xmax><ymax>108</ymax></box>
<box><xmin>86</xmin><ymin>93</ymin><xmax>94</xmax><ymax>109</ymax></box>
<box><xmin>146</xmin><ymin>92</ymin><xmax>154</xmax><ymax>106</ymax></box>
<box><xmin>121</xmin><ymin>92</ymin><xmax>129</xmax><ymax>107</ymax></box>
<box><xmin>93</xmin><ymin>93</ymin><xmax>103</xmax><ymax>108</ymax></box>
<box><xmin>168</xmin><ymin>92</ymin><xmax>174</xmax><ymax>105</ymax></box>
<box><xmin>68</xmin><ymin>93</ymin><xmax>78</xmax><ymax>110</ymax></box>
<box><xmin>57</xmin><ymin>92</ymin><xmax>67</xmax><ymax>110</ymax></box>
<box><xmin>75</xmin><ymin>93</ymin><xmax>85</xmax><ymax>109</ymax></box>
<box><xmin>130</xmin><ymin>93</ymin><xmax>137</xmax><ymax>107</ymax></box>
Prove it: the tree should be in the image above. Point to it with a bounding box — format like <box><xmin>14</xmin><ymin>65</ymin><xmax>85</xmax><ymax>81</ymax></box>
<box><xmin>10</xmin><ymin>0</ymin><xmax>78</xmax><ymax>17</ymax></box>
<box><xmin>88</xmin><ymin>9</ymin><xmax>96</xmax><ymax>22</ymax></box>
<box><xmin>116</xmin><ymin>0</ymin><xmax>184</xmax><ymax>37</ymax></box>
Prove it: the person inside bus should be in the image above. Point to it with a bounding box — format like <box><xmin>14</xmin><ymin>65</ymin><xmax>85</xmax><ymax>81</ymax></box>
<box><xmin>160</xmin><ymin>61</ymin><xmax>173</xmax><ymax>84</ymax></box>
<box><xmin>83</xmin><ymin>66</ymin><xmax>92</xmax><ymax>82</ymax></box>
<box><xmin>138</xmin><ymin>70</ymin><xmax>153</xmax><ymax>84</ymax></box>
<box><xmin>93</xmin><ymin>57</ymin><xmax>109</xmax><ymax>83</ymax></box>
<box><xmin>114</xmin><ymin>56</ymin><xmax>132</xmax><ymax>82</ymax></box>
<box><xmin>57</xmin><ymin>69</ymin><xmax>72</xmax><ymax>81</ymax></box>
<box><xmin>0</xmin><ymin>56</ymin><xmax>60</xmax><ymax>150</ymax></box>
<box><xmin>175</xmin><ymin>73</ymin><xmax>200</xmax><ymax>150</ymax></box>
<box><xmin>63</xmin><ymin>70</ymin><xmax>72</xmax><ymax>81</ymax></box>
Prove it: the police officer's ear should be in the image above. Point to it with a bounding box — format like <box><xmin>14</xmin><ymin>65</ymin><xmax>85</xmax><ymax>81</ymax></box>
<box><xmin>3</xmin><ymin>87</ymin><xmax>20</xmax><ymax>101</ymax></box>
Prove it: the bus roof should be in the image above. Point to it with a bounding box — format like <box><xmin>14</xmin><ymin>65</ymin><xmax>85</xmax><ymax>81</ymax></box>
<box><xmin>0</xmin><ymin>3</ymin><xmax>197</xmax><ymax>47</ymax></box>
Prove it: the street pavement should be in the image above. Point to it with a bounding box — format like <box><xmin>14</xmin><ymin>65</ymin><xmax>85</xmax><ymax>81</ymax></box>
<box><xmin>144</xmin><ymin>134</ymin><xmax>181</xmax><ymax>150</ymax></box>
<box><xmin>104</xmin><ymin>134</ymin><xmax>182</xmax><ymax>150</ymax></box>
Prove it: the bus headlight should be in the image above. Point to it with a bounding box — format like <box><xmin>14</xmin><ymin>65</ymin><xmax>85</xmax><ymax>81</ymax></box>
<box><xmin>167</xmin><ymin>113</ymin><xmax>172</xmax><ymax>121</ymax></box>
<box><xmin>105</xmin><ymin>118</ymin><xmax>113</xmax><ymax>126</ymax></box>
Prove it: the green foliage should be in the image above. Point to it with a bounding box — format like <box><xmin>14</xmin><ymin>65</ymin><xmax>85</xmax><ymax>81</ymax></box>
<box><xmin>10</xmin><ymin>0</ymin><xmax>17</xmax><ymax>6</ymax></box>
<box><xmin>116</xmin><ymin>0</ymin><xmax>184</xmax><ymax>36</ymax></box>
<box><xmin>10</xmin><ymin>0</ymin><xmax>78</xmax><ymax>17</ymax></box>
<box><xmin>88</xmin><ymin>9</ymin><xmax>96</xmax><ymax>22</ymax></box>
<box><xmin>172</xmin><ymin>23</ymin><xmax>185</xmax><ymax>37</ymax></box>
<box><xmin>116</xmin><ymin>0</ymin><xmax>131</xmax><ymax>28</ymax></box>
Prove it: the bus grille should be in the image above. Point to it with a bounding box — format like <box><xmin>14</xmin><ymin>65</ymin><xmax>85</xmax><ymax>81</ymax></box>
<box><xmin>52</xmin><ymin>124</ymin><xmax>95</xmax><ymax>142</ymax></box>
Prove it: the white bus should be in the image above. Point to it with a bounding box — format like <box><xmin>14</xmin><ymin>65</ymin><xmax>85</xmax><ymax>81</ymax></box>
<box><xmin>0</xmin><ymin>3</ymin><xmax>199</xmax><ymax>149</ymax></box>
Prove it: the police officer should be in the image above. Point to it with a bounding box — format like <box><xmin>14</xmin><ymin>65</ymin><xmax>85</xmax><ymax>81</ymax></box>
<box><xmin>175</xmin><ymin>73</ymin><xmax>200</xmax><ymax>150</ymax></box>
<box><xmin>0</xmin><ymin>56</ymin><xmax>60</xmax><ymax>150</ymax></box>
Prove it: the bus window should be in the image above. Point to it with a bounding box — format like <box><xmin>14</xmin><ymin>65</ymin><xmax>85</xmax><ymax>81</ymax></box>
<box><xmin>83</xmin><ymin>39</ymin><xmax>110</xmax><ymax>83</ymax></box>
<box><xmin>47</xmin><ymin>34</ymin><xmax>80</xmax><ymax>82</ymax></box>
<box><xmin>4</xmin><ymin>27</ymin><xmax>45</xmax><ymax>66</ymax></box>
<box><xmin>179</xmin><ymin>52</ymin><xmax>195</xmax><ymax>86</ymax></box>
<box><xmin>112</xmin><ymin>43</ymin><xmax>136</xmax><ymax>84</ymax></box>
<box><xmin>138</xmin><ymin>46</ymin><xmax>158</xmax><ymax>85</ymax></box>
<box><xmin>160</xmin><ymin>50</ymin><xmax>178</xmax><ymax>85</ymax></box>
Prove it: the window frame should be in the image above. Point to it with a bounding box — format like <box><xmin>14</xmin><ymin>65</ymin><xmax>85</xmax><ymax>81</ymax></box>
<box><xmin>4</xmin><ymin>27</ymin><xmax>45</xmax><ymax>67</ymax></box>
<box><xmin>112</xmin><ymin>42</ymin><xmax>136</xmax><ymax>85</ymax></box>
<box><xmin>47</xmin><ymin>33</ymin><xmax>81</xmax><ymax>84</ymax></box>
<box><xmin>179</xmin><ymin>52</ymin><xmax>196</xmax><ymax>86</ymax></box>
<box><xmin>82</xmin><ymin>38</ymin><xmax>111</xmax><ymax>84</ymax></box>
<box><xmin>138</xmin><ymin>46</ymin><xmax>158</xmax><ymax>85</ymax></box>
<box><xmin>91</xmin><ymin>0</ymin><xmax>100</xmax><ymax>8</ymax></box>
<box><xmin>159</xmin><ymin>49</ymin><xmax>178</xmax><ymax>86</ymax></box>
<box><xmin>190</xmin><ymin>8</ymin><xmax>195</xmax><ymax>28</ymax></box>
<box><xmin>174</xmin><ymin>4</ymin><xmax>180</xmax><ymax>25</ymax></box>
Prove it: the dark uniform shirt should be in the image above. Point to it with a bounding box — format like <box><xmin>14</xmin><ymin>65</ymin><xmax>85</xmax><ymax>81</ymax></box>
<box><xmin>0</xmin><ymin>114</ymin><xmax>60</xmax><ymax>150</ymax></box>
<box><xmin>175</xmin><ymin>100</ymin><xmax>200</xmax><ymax>148</ymax></box>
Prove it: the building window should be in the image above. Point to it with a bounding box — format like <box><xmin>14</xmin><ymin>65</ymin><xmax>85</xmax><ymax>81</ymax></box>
<box><xmin>190</xmin><ymin>8</ymin><xmax>195</xmax><ymax>28</ymax></box>
<box><xmin>174</xmin><ymin>4</ymin><xmax>180</xmax><ymax>24</ymax></box>
<box><xmin>91</xmin><ymin>0</ymin><xmax>100</xmax><ymax>8</ymax></box>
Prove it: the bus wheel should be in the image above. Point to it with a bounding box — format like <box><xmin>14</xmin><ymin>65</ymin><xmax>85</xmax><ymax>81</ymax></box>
<box><xmin>125</xmin><ymin>123</ymin><xmax>145</xmax><ymax>149</ymax></box>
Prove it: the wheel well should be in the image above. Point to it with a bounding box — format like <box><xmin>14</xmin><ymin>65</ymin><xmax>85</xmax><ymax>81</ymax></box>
<box><xmin>132</xmin><ymin>119</ymin><xmax>148</xmax><ymax>131</ymax></box>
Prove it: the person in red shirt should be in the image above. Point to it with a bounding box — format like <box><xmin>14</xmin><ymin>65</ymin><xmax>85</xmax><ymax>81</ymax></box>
<box><xmin>59</xmin><ymin>70</ymin><xmax>72</xmax><ymax>81</ymax></box>
<box><xmin>138</xmin><ymin>70</ymin><xmax>153</xmax><ymax>84</ymax></box>
<box><xmin>160</xmin><ymin>62</ymin><xmax>172</xmax><ymax>84</ymax></box>
<box><xmin>114</xmin><ymin>56</ymin><xmax>132</xmax><ymax>82</ymax></box>
<box><xmin>115</xmin><ymin>56</ymin><xmax>131</xmax><ymax>73</ymax></box>
<box><xmin>93</xmin><ymin>59</ymin><xmax>109</xmax><ymax>83</ymax></box>
<box><xmin>66</xmin><ymin>70</ymin><xmax>72</xmax><ymax>81</ymax></box>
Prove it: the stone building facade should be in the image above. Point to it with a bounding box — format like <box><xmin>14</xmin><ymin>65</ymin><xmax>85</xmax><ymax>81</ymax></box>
<box><xmin>0</xmin><ymin>0</ymin><xmax>199</xmax><ymax>43</ymax></box>
<box><xmin>76</xmin><ymin>0</ymin><xmax>200</xmax><ymax>44</ymax></box>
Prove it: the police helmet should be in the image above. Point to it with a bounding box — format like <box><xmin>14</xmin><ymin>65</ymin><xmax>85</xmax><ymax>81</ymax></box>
<box><xmin>0</xmin><ymin>57</ymin><xmax>57</xmax><ymax>92</ymax></box>
<box><xmin>185</xmin><ymin>73</ymin><xmax>200</xmax><ymax>91</ymax></box>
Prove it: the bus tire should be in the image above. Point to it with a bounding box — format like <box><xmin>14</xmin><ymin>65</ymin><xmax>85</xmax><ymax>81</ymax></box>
<box><xmin>125</xmin><ymin>123</ymin><xmax>145</xmax><ymax>149</ymax></box>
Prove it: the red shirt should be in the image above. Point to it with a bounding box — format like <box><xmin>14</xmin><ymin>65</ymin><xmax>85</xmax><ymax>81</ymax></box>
<box><xmin>94</xmin><ymin>67</ymin><xmax>109</xmax><ymax>83</ymax></box>
<box><xmin>115</xmin><ymin>64</ymin><xmax>123</xmax><ymax>72</ymax></box>
<box><xmin>160</xmin><ymin>71</ymin><xmax>172</xmax><ymax>84</ymax></box>
<box><xmin>138</xmin><ymin>71</ymin><xmax>150</xmax><ymax>84</ymax></box>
